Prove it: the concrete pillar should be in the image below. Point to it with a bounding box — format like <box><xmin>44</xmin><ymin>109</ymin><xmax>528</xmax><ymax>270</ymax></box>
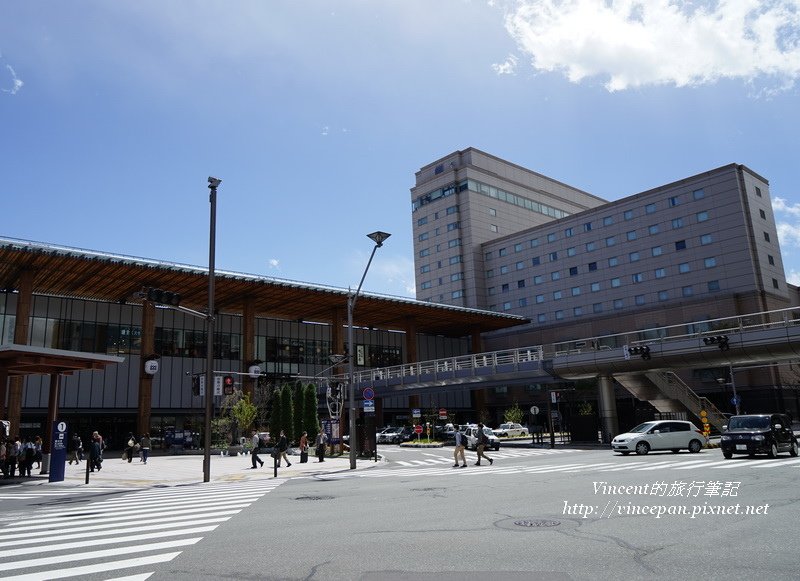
<box><xmin>0</xmin><ymin>366</ymin><xmax>7</xmax><ymax>421</ymax></box>
<box><xmin>404</xmin><ymin>317</ymin><xmax>420</xmax><ymax>413</ymax></box>
<box><xmin>470</xmin><ymin>327</ymin><xmax>487</xmax><ymax>422</ymax></box>
<box><xmin>136</xmin><ymin>301</ymin><xmax>155</xmax><ymax>436</ymax></box>
<box><xmin>41</xmin><ymin>373</ymin><xmax>60</xmax><ymax>474</ymax></box>
<box><xmin>8</xmin><ymin>269</ymin><xmax>35</xmax><ymax>434</ymax></box>
<box><xmin>242</xmin><ymin>296</ymin><xmax>256</xmax><ymax>400</ymax></box>
<box><xmin>598</xmin><ymin>375</ymin><xmax>619</xmax><ymax>444</ymax></box>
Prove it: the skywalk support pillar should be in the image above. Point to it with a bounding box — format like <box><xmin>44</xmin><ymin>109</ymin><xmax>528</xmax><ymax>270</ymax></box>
<box><xmin>598</xmin><ymin>375</ymin><xmax>619</xmax><ymax>444</ymax></box>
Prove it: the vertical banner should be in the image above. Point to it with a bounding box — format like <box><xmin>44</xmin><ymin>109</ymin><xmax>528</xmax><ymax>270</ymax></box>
<box><xmin>49</xmin><ymin>421</ymin><xmax>68</xmax><ymax>483</ymax></box>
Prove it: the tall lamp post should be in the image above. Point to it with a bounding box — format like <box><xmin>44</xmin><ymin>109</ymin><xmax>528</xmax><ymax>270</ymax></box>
<box><xmin>203</xmin><ymin>176</ymin><xmax>221</xmax><ymax>483</ymax></box>
<box><xmin>348</xmin><ymin>230</ymin><xmax>390</xmax><ymax>469</ymax></box>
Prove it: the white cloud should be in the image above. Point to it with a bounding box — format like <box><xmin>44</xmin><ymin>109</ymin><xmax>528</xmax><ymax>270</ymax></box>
<box><xmin>773</xmin><ymin>197</ymin><xmax>800</xmax><ymax>249</ymax></box>
<box><xmin>503</xmin><ymin>0</ymin><xmax>800</xmax><ymax>91</ymax></box>
<box><xmin>773</xmin><ymin>196</ymin><xmax>800</xmax><ymax>217</ymax></box>
<box><xmin>492</xmin><ymin>53</ymin><xmax>519</xmax><ymax>75</ymax></box>
<box><xmin>2</xmin><ymin>63</ymin><xmax>24</xmax><ymax>95</ymax></box>
<box><xmin>787</xmin><ymin>269</ymin><xmax>800</xmax><ymax>285</ymax></box>
<box><xmin>267</xmin><ymin>258</ymin><xmax>280</xmax><ymax>270</ymax></box>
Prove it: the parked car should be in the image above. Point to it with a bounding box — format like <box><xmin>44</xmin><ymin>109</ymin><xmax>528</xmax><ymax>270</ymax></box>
<box><xmin>611</xmin><ymin>420</ymin><xmax>706</xmax><ymax>455</ymax></box>
<box><xmin>720</xmin><ymin>413</ymin><xmax>799</xmax><ymax>459</ymax></box>
<box><xmin>377</xmin><ymin>427</ymin><xmax>403</xmax><ymax>444</ymax></box>
<box><xmin>462</xmin><ymin>425</ymin><xmax>501</xmax><ymax>451</ymax></box>
<box><xmin>493</xmin><ymin>423</ymin><xmax>529</xmax><ymax>437</ymax></box>
<box><xmin>397</xmin><ymin>426</ymin><xmax>416</xmax><ymax>443</ymax></box>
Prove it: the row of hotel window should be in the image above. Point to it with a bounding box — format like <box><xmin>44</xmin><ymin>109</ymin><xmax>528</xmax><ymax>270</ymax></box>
<box><xmin>485</xmin><ymin>191</ymin><xmax>772</xmax><ymax>261</ymax></box>
<box><xmin>489</xmin><ymin>281</ymin><xmax>724</xmax><ymax>315</ymax></box>
<box><xmin>413</xmin><ymin>178</ymin><xmax>568</xmax><ymax>221</ymax></box>
<box><xmin>485</xmin><ymin>188</ymin><xmax>708</xmax><ymax>256</ymax></box>
<box><xmin>488</xmin><ymin>257</ymin><xmax>720</xmax><ymax>293</ymax></box>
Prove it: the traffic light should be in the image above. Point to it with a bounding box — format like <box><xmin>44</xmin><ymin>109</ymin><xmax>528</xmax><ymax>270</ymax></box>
<box><xmin>223</xmin><ymin>375</ymin><xmax>234</xmax><ymax>395</ymax></box>
<box><xmin>191</xmin><ymin>376</ymin><xmax>200</xmax><ymax>396</ymax></box>
<box><xmin>703</xmin><ymin>335</ymin><xmax>729</xmax><ymax>351</ymax></box>
<box><xmin>629</xmin><ymin>345</ymin><xmax>651</xmax><ymax>360</ymax></box>
<box><xmin>143</xmin><ymin>287</ymin><xmax>181</xmax><ymax>306</ymax></box>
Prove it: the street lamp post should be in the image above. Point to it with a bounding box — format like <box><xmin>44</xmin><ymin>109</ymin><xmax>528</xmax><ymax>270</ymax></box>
<box><xmin>348</xmin><ymin>231</ymin><xmax>390</xmax><ymax>469</ymax></box>
<box><xmin>203</xmin><ymin>177</ymin><xmax>221</xmax><ymax>483</ymax></box>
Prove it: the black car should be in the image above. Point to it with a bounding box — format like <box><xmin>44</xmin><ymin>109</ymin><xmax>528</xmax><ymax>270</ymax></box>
<box><xmin>720</xmin><ymin>413</ymin><xmax>799</xmax><ymax>459</ymax></box>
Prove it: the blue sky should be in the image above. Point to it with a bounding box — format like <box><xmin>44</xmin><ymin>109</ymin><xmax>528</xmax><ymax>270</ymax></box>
<box><xmin>2</xmin><ymin>0</ymin><xmax>800</xmax><ymax>299</ymax></box>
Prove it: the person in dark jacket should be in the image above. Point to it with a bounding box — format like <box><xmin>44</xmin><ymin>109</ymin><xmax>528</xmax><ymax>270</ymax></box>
<box><xmin>89</xmin><ymin>434</ymin><xmax>102</xmax><ymax>472</ymax></box>
<box><xmin>276</xmin><ymin>431</ymin><xmax>291</xmax><ymax>467</ymax></box>
<box><xmin>124</xmin><ymin>432</ymin><xmax>136</xmax><ymax>463</ymax></box>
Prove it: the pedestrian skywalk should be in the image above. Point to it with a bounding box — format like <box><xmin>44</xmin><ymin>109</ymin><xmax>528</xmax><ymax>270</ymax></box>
<box><xmin>0</xmin><ymin>479</ymin><xmax>284</xmax><ymax>580</ymax></box>
<box><xmin>314</xmin><ymin>455</ymin><xmax>800</xmax><ymax>480</ymax></box>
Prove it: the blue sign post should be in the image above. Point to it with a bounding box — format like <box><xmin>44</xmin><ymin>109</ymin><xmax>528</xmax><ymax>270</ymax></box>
<box><xmin>49</xmin><ymin>421</ymin><xmax>68</xmax><ymax>483</ymax></box>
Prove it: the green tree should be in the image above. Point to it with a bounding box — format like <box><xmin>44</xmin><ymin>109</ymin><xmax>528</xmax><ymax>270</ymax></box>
<box><xmin>280</xmin><ymin>381</ymin><xmax>295</xmax><ymax>443</ymax></box>
<box><xmin>303</xmin><ymin>382</ymin><xmax>320</xmax><ymax>442</ymax></box>
<box><xmin>231</xmin><ymin>393</ymin><xmax>258</xmax><ymax>434</ymax></box>
<box><xmin>504</xmin><ymin>402</ymin><xmax>524</xmax><ymax>424</ymax></box>
<box><xmin>211</xmin><ymin>417</ymin><xmax>231</xmax><ymax>448</ymax></box>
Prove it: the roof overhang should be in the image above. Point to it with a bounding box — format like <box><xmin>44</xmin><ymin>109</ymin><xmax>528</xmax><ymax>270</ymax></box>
<box><xmin>0</xmin><ymin>237</ymin><xmax>528</xmax><ymax>337</ymax></box>
<box><xmin>0</xmin><ymin>344</ymin><xmax>125</xmax><ymax>376</ymax></box>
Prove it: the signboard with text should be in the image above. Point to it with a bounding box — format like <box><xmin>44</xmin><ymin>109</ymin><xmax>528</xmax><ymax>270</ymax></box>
<box><xmin>49</xmin><ymin>421</ymin><xmax>68</xmax><ymax>483</ymax></box>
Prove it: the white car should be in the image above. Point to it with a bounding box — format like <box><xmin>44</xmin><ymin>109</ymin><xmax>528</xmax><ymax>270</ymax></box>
<box><xmin>611</xmin><ymin>420</ymin><xmax>707</xmax><ymax>455</ymax></box>
<box><xmin>462</xmin><ymin>425</ymin><xmax>501</xmax><ymax>451</ymax></box>
<box><xmin>493</xmin><ymin>423</ymin><xmax>529</xmax><ymax>437</ymax></box>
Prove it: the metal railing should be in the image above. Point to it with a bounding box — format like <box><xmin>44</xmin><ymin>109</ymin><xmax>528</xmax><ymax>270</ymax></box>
<box><xmin>348</xmin><ymin>346</ymin><xmax>545</xmax><ymax>384</ymax></box>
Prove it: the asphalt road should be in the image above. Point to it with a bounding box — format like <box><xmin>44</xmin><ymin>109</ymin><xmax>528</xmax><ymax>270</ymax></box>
<box><xmin>1</xmin><ymin>446</ymin><xmax>798</xmax><ymax>580</ymax></box>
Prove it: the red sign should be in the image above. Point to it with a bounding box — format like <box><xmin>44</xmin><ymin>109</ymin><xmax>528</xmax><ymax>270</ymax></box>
<box><xmin>438</xmin><ymin>408</ymin><xmax>447</xmax><ymax>419</ymax></box>
<box><xmin>414</xmin><ymin>425</ymin><xmax>423</xmax><ymax>434</ymax></box>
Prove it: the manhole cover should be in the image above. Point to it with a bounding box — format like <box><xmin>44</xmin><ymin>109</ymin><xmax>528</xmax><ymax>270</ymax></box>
<box><xmin>514</xmin><ymin>519</ymin><xmax>561</xmax><ymax>528</ymax></box>
<box><xmin>495</xmin><ymin>517</ymin><xmax>571</xmax><ymax>532</ymax></box>
<box><xmin>294</xmin><ymin>495</ymin><xmax>335</xmax><ymax>501</ymax></box>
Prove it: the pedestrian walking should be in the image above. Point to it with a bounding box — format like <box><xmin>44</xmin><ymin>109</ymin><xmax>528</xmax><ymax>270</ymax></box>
<box><xmin>92</xmin><ymin>431</ymin><xmax>105</xmax><ymax>459</ymax></box>
<box><xmin>0</xmin><ymin>438</ymin><xmax>7</xmax><ymax>478</ymax></box>
<box><xmin>89</xmin><ymin>434</ymin><xmax>102</xmax><ymax>472</ymax></box>
<box><xmin>299</xmin><ymin>431</ymin><xmax>309</xmax><ymax>463</ymax></box>
<box><xmin>21</xmin><ymin>436</ymin><xmax>35</xmax><ymax>476</ymax></box>
<box><xmin>474</xmin><ymin>423</ymin><xmax>494</xmax><ymax>466</ymax></box>
<box><xmin>250</xmin><ymin>430</ymin><xmax>264</xmax><ymax>469</ymax></box>
<box><xmin>33</xmin><ymin>436</ymin><xmax>43</xmax><ymax>469</ymax></box>
<box><xmin>6</xmin><ymin>436</ymin><xmax>20</xmax><ymax>477</ymax></box>
<box><xmin>315</xmin><ymin>430</ymin><xmax>328</xmax><ymax>462</ymax></box>
<box><xmin>124</xmin><ymin>433</ymin><xmax>136</xmax><ymax>463</ymax></box>
<box><xmin>276</xmin><ymin>430</ymin><xmax>291</xmax><ymax>467</ymax></box>
<box><xmin>140</xmin><ymin>433</ymin><xmax>151</xmax><ymax>464</ymax></box>
<box><xmin>453</xmin><ymin>430</ymin><xmax>467</xmax><ymax>468</ymax></box>
<box><xmin>68</xmin><ymin>434</ymin><xmax>83</xmax><ymax>465</ymax></box>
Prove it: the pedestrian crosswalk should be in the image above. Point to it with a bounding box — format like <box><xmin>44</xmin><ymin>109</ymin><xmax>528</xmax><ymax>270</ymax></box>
<box><xmin>391</xmin><ymin>448</ymin><xmax>580</xmax><ymax>467</ymax></box>
<box><xmin>317</xmin><ymin>455</ymin><xmax>800</xmax><ymax>480</ymax></box>
<box><xmin>0</xmin><ymin>485</ymin><xmax>136</xmax><ymax>502</ymax></box>
<box><xmin>0</xmin><ymin>479</ymin><xmax>284</xmax><ymax>580</ymax></box>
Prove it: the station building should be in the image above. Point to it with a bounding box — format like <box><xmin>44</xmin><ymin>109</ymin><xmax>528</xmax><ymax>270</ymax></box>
<box><xmin>0</xmin><ymin>237</ymin><xmax>525</xmax><ymax>447</ymax></box>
